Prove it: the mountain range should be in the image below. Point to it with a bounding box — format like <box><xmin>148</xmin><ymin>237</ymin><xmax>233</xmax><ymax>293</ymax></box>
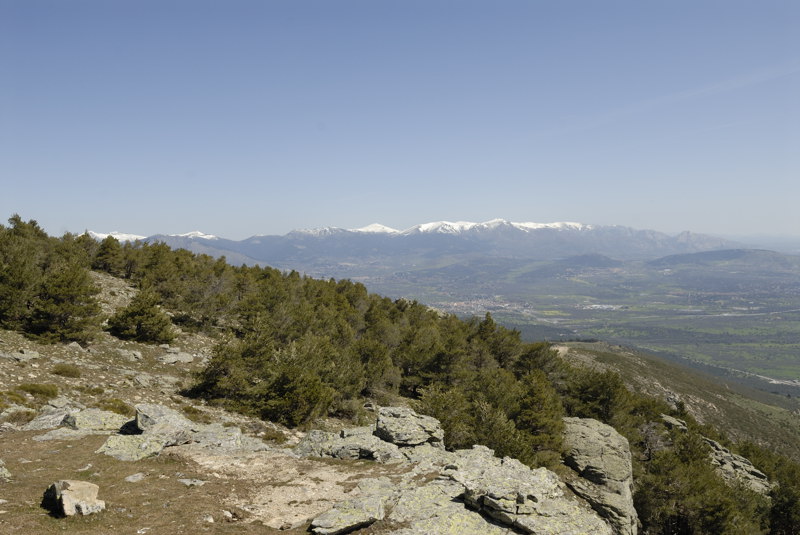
<box><xmin>90</xmin><ymin>219</ymin><xmax>740</xmax><ymax>276</ymax></box>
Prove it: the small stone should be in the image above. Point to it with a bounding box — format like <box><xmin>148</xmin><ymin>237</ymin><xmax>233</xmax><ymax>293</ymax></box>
<box><xmin>125</xmin><ymin>473</ymin><xmax>146</xmax><ymax>483</ymax></box>
<box><xmin>177</xmin><ymin>478</ymin><xmax>206</xmax><ymax>487</ymax></box>
<box><xmin>203</xmin><ymin>515</ymin><xmax>214</xmax><ymax>523</ymax></box>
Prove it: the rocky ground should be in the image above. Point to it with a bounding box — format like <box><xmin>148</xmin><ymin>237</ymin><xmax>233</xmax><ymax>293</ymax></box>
<box><xmin>0</xmin><ymin>320</ymin><xmax>632</xmax><ymax>534</ymax></box>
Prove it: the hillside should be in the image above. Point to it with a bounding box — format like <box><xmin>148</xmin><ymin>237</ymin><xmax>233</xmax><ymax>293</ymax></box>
<box><xmin>2</xmin><ymin>215</ymin><xmax>800</xmax><ymax>534</ymax></box>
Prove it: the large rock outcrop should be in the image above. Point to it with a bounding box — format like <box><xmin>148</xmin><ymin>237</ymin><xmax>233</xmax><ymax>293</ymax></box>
<box><xmin>302</xmin><ymin>407</ymin><xmax>613</xmax><ymax>535</ymax></box>
<box><xmin>95</xmin><ymin>403</ymin><xmax>267</xmax><ymax>461</ymax></box>
<box><xmin>659</xmin><ymin>415</ymin><xmax>774</xmax><ymax>496</ymax></box>
<box><xmin>562</xmin><ymin>417</ymin><xmax>637</xmax><ymax>535</ymax></box>
<box><xmin>703</xmin><ymin>437</ymin><xmax>773</xmax><ymax>495</ymax></box>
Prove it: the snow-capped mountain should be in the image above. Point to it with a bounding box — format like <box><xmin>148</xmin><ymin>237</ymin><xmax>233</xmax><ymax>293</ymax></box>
<box><xmin>87</xmin><ymin>231</ymin><xmax>147</xmax><ymax>242</ymax></box>
<box><xmin>89</xmin><ymin>219</ymin><xmax>739</xmax><ymax>279</ymax></box>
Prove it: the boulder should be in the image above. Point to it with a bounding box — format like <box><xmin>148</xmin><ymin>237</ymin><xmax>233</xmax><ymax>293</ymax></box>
<box><xmin>563</xmin><ymin>417</ymin><xmax>637</xmax><ymax>535</ymax></box>
<box><xmin>310</xmin><ymin>496</ymin><xmax>385</xmax><ymax>535</ymax></box>
<box><xmin>158</xmin><ymin>352</ymin><xmax>194</xmax><ymax>364</ymax></box>
<box><xmin>42</xmin><ymin>480</ymin><xmax>105</xmax><ymax>516</ymax></box>
<box><xmin>374</xmin><ymin>407</ymin><xmax>444</xmax><ymax>448</ymax></box>
<box><xmin>135</xmin><ymin>403</ymin><xmax>194</xmax><ymax>433</ymax></box>
<box><xmin>96</xmin><ymin>434</ymin><xmax>173</xmax><ymax>461</ymax></box>
<box><xmin>62</xmin><ymin>408</ymin><xmax>129</xmax><ymax>431</ymax></box>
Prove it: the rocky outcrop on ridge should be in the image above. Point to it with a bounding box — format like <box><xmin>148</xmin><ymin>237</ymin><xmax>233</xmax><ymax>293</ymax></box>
<box><xmin>562</xmin><ymin>417</ymin><xmax>637</xmax><ymax>535</ymax></box>
<box><xmin>298</xmin><ymin>407</ymin><xmax>613</xmax><ymax>535</ymax></box>
<box><xmin>660</xmin><ymin>415</ymin><xmax>773</xmax><ymax>496</ymax></box>
<box><xmin>704</xmin><ymin>437</ymin><xmax>773</xmax><ymax>495</ymax></box>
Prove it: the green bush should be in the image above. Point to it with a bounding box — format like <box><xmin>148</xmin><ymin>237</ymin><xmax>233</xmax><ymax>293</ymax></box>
<box><xmin>95</xmin><ymin>398</ymin><xmax>135</xmax><ymax>417</ymax></box>
<box><xmin>50</xmin><ymin>363</ymin><xmax>81</xmax><ymax>378</ymax></box>
<box><xmin>16</xmin><ymin>383</ymin><xmax>58</xmax><ymax>400</ymax></box>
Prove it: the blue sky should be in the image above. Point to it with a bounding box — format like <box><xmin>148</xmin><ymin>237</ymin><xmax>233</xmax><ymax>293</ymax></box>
<box><xmin>2</xmin><ymin>1</ymin><xmax>798</xmax><ymax>240</ymax></box>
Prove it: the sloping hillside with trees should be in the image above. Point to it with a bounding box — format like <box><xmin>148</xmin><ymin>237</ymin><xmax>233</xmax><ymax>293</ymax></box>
<box><xmin>1</xmin><ymin>214</ymin><xmax>799</xmax><ymax>534</ymax></box>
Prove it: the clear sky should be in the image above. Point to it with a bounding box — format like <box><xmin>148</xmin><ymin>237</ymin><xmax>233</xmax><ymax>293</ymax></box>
<box><xmin>2</xmin><ymin>1</ymin><xmax>798</xmax><ymax>240</ymax></box>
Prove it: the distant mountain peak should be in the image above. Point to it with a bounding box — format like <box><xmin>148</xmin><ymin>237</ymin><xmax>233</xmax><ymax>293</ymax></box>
<box><xmin>352</xmin><ymin>223</ymin><xmax>399</xmax><ymax>234</ymax></box>
<box><xmin>87</xmin><ymin>230</ymin><xmax>146</xmax><ymax>242</ymax></box>
<box><xmin>397</xmin><ymin>219</ymin><xmax>592</xmax><ymax>235</ymax></box>
<box><xmin>172</xmin><ymin>231</ymin><xmax>218</xmax><ymax>240</ymax></box>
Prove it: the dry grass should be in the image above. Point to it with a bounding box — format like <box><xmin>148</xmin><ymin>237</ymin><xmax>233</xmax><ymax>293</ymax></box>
<box><xmin>0</xmin><ymin>432</ymin><xmax>303</xmax><ymax>534</ymax></box>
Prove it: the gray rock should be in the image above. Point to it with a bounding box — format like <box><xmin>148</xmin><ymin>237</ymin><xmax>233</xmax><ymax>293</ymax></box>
<box><xmin>117</xmin><ymin>349</ymin><xmax>143</xmax><ymax>361</ymax></box>
<box><xmin>563</xmin><ymin>417</ymin><xmax>637</xmax><ymax>535</ymax></box>
<box><xmin>704</xmin><ymin>437</ymin><xmax>773</xmax><ymax>495</ymax></box>
<box><xmin>295</xmin><ymin>428</ymin><xmax>403</xmax><ymax>463</ymax></box>
<box><xmin>62</xmin><ymin>409</ymin><xmax>130</xmax><ymax>431</ymax></box>
<box><xmin>158</xmin><ymin>352</ymin><xmax>193</xmax><ymax>364</ymax></box>
<box><xmin>0</xmin><ymin>459</ymin><xmax>10</xmax><ymax>481</ymax></box>
<box><xmin>178</xmin><ymin>478</ymin><xmax>207</xmax><ymax>487</ymax></box>
<box><xmin>133</xmin><ymin>373</ymin><xmax>152</xmax><ymax>387</ymax></box>
<box><xmin>135</xmin><ymin>403</ymin><xmax>194</xmax><ymax>433</ymax></box>
<box><xmin>311</xmin><ymin>496</ymin><xmax>385</xmax><ymax>535</ymax></box>
<box><xmin>96</xmin><ymin>434</ymin><xmax>172</xmax><ymax>461</ymax></box>
<box><xmin>124</xmin><ymin>473</ymin><xmax>146</xmax><ymax>483</ymax></box>
<box><xmin>374</xmin><ymin>407</ymin><xmax>444</xmax><ymax>448</ymax></box>
<box><xmin>33</xmin><ymin>428</ymin><xmax>104</xmax><ymax>442</ymax></box>
<box><xmin>42</xmin><ymin>480</ymin><xmax>105</xmax><ymax>516</ymax></box>
<box><xmin>447</xmin><ymin>445</ymin><xmax>613</xmax><ymax>535</ymax></box>
<box><xmin>97</xmin><ymin>403</ymin><xmax>267</xmax><ymax>460</ymax></box>
<box><xmin>388</xmin><ymin>478</ymin><xmax>512</xmax><ymax>535</ymax></box>
<box><xmin>660</xmin><ymin>414</ymin><xmax>688</xmax><ymax>432</ymax></box>
<box><xmin>0</xmin><ymin>349</ymin><xmax>40</xmax><ymax>362</ymax></box>
<box><xmin>21</xmin><ymin>407</ymin><xmax>74</xmax><ymax>431</ymax></box>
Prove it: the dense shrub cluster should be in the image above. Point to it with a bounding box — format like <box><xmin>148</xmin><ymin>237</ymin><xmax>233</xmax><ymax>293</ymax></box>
<box><xmin>1</xmin><ymin>214</ymin><xmax>799</xmax><ymax>533</ymax></box>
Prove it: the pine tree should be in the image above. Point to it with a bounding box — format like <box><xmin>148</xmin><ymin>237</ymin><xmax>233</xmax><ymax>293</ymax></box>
<box><xmin>26</xmin><ymin>263</ymin><xmax>100</xmax><ymax>343</ymax></box>
<box><xmin>108</xmin><ymin>289</ymin><xmax>175</xmax><ymax>343</ymax></box>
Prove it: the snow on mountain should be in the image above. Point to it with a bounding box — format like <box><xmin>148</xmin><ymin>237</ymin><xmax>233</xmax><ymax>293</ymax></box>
<box><xmin>398</xmin><ymin>219</ymin><xmax>591</xmax><ymax>235</ymax></box>
<box><xmin>171</xmin><ymin>231</ymin><xmax>218</xmax><ymax>240</ymax></box>
<box><xmin>88</xmin><ymin>231</ymin><xmax>146</xmax><ymax>242</ymax></box>
<box><xmin>289</xmin><ymin>227</ymin><xmax>348</xmax><ymax>237</ymax></box>
<box><xmin>352</xmin><ymin>223</ymin><xmax>399</xmax><ymax>234</ymax></box>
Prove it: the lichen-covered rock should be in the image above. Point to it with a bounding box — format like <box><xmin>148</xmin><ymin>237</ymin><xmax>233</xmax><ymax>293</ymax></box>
<box><xmin>704</xmin><ymin>437</ymin><xmax>773</xmax><ymax>495</ymax></box>
<box><xmin>447</xmin><ymin>445</ymin><xmax>612</xmax><ymax>535</ymax></box>
<box><xmin>62</xmin><ymin>408</ymin><xmax>129</xmax><ymax>431</ymax></box>
<box><xmin>387</xmin><ymin>479</ymin><xmax>512</xmax><ymax>535</ymax></box>
<box><xmin>374</xmin><ymin>407</ymin><xmax>444</xmax><ymax>448</ymax></box>
<box><xmin>42</xmin><ymin>480</ymin><xmax>105</xmax><ymax>516</ymax></box>
<box><xmin>295</xmin><ymin>428</ymin><xmax>403</xmax><ymax>462</ymax></box>
<box><xmin>563</xmin><ymin>417</ymin><xmax>637</xmax><ymax>535</ymax></box>
<box><xmin>96</xmin><ymin>403</ymin><xmax>267</xmax><ymax>460</ymax></box>
<box><xmin>310</xmin><ymin>496</ymin><xmax>385</xmax><ymax>534</ymax></box>
<box><xmin>135</xmin><ymin>403</ymin><xmax>194</xmax><ymax>433</ymax></box>
<box><xmin>96</xmin><ymin>434</ymin><xmax>174</xmax><ymax>461</ymax></box>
